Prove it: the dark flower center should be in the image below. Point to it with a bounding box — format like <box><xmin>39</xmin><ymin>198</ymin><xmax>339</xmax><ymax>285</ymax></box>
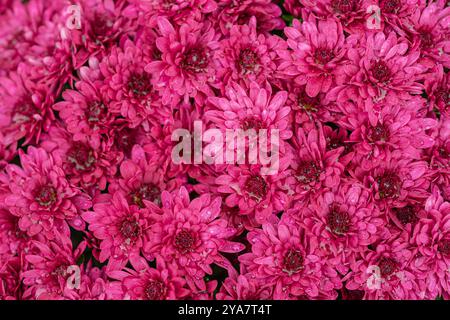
<box><xmin>367</xmin><ymin>123</ymin><xmax>390</xmax><ymax>142</ymax></box>
<box><xmin>296</xmin><ymin>161</ymin><xmax>322</xmax><ymax>184</ymax></box>
<box><xmin>326</xmin><ymin>135</ymin><xmax>352</xmax><ymax>154</ymax></box>
<box><xmin>174</xmin><ymin>230</ymin><xmax>196</xmax><ymax>253</ymax></box>
<box><xmin>378</xmin><ymin>257</ymin><xmax>398</xmax><ymax>277</ymax></box>
<box><xmin>34</xmin><ymin>185</ymin><xmax>57</xmax><ymax>207</ymax></box>
<box><xmin>393</xmin><ymin>205</ymin><xmax>418</xmax><ymax>225</ymax></box>
<box><xmin>244</xmin><ymin>175</ymin><xmax>268</xmax><ymax>202</ymax></box>
<box><xmin>241</xmin><ymin>117</ymin><xmax>264</xmax><ymax>131</ymax></box>
<box><xmin>12</xmin><ymin>97</ymin><xmax>37</xmax><ymax>124</ymax></box>
<box><xmin>181</xmin><ymin>48</ymin><xmax>209</xmax><ymax>73</ymax></box>
<box><xmin>327</xmin><ymin>206</ymin><xmax>351</xmax><ymax>235</ymax></box>
<box><xmin>86</xmin><ymin>101</ymin><xmax>108</xmax><ymax>124</ymax></box>
<box><xmin>67</xmin><ymin>143</ymin><xmax>96</xmax><ymax>172</ymax></box>
<box><xmin>91</xmin><ymin>12</ymin><xmax>113</xmax><ymax>38</ymax></box>
<box><xmin>51</xmin><ymin>264</ymin><xmax>69</xmax><ymax>278</ymax></box>
<box><xmin>130</xmin><ymin>184</ymin><xmax>161</xmax><ymax>208</ymax></box>
<box><xmin>438</xmin><ymin>239</ymin><xmax>450</xmax><ymax>257</ymax></box>
<box><xmin>127</xmin><ymin>73</ymin><xmax>152</xmax><ymax>98</ymax></box>
<box><xmin>314</xmin><ymin>48</ymin><xmax>335</xmax><ymax>65</ymax></box>
<box><xmin>331</xmin><ymin>0</ymin><xmax>358</xmax><ymax>13</ymax></box>
<box><xmin>116</xmin><ymin>128</ymin><xmax>137</xmax><ymax>155</ymax></box>
<box><xmin>297</xmin><ymin>91</ymin><xmax>320</xmax><ymax>112</ymax></box>
<box><xmin>420</xmin><ymin>32</ymin><xmax>434</xmax><ymax>48</ymax></box>
<box><xmin>237</xmin><ymin>48</ymin><xmax>261</xmax><ymax>75</ymax></box>
<box><xmin>371</xmin><ymin>60</ymin><xmax>391</xmax><ymax>83</ymax></box>
<box><xmin>377</xmin><ymin>172</ymin><xmax>401</xmax><ymax>199</ymax></box>
<box><xmin>282</xmin><ymin>249</ymin><xmax>304</xmax><ymax>274</ymax></box>
<box><xmin>145</xmin><ymin>280</ymin><xmax>167</xmax><ymax>300</ymax></box>
<box><xmin>380</xmin><ymin>0</ymin><xmax>400</xmax><ymax>14</ymax></box>
<box><xmin>435</xmin><ymin>89</ymin><xmax>449</xmax><ymax>107</ymax></box>
<box><xmin>119</xmin><ymin>217</ymin><xmax>141</xmax><ymax>239</ymax></box>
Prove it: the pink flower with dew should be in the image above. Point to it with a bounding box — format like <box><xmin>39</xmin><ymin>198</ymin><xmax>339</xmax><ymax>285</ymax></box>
<box><xmin>53</xmin><ymin>79</ymin><xmax>117</xmax><ymax>149</ymax></box>
<box><xmin>109</xmin><ymin>145</ymin><xmax>183</xmax><ymax>208</ymax></box>
<box><xmin>216</xmin><ymin>163</ymin><xmax>291</xmax><ymax>227</ymax></box>
<box><xmin>108</xmin><ymin>255</ymin><xmax>191</xmax><ymax>300</ymax></box>
<box><xmin>344</xmin><ymin>235</ymin><xmax>421</xmax><ymax>300</ymax></box>
<box><xmin>280</xmin><ymin>16</ymin><xmax>348</xmax><ymax>98</ymax></box>
<box><xmin>239</xmin><ymin>217</ymin><xmax>342</xmax><ymax>299</ymax></box>
<box><xmin>285</xmin><ymin>125</ymin><xmax>344</xmax><ymax>204</ymax></box>
<box><xmin>298</xmin><ymin>183</ymin><xmax>387</xmax><ymax>269</ymax></box>
<box><xmin>0</xmin><ymin>72</ymin><xmax>55</xmax><ymax>146</ymax></box>
<box><xmin>144</xmin><ymin>187</ymin><xmax>245</xmax><ymax>290</ymax></box>
<box><xmin>358</xmin><ymin>153</ymin><xmax>431</xmax><ymax>208</ymax></box>
<box><xmin>410</xmin><ymin>188</ymin><xmax>450</xmax><ymax>299</ymax></box>
<box><xmin>406</xmin><ymin>0</ymin><xmax>450</xmax><ymax>68</ymax></box>
<box><xmin>348</xmin><ymin>102</ymin><xmax>437</xmax><ymax>170</ymax></box>
<box><xmin>1</xmin><ymin>147</ymin><xmax>91</xmax><ymax>237</ymax></box>
<box><xmin>145</xmin><ymin>18</ymin><xmax>220</xmax><ymax>106</ymax></box>
<box><xmin>216</xmin><ymin>274</ymin><xmax>273</xmax><ymax>299</ymax></box>
<box><xmin>21</xmin><ymin>233</ymin><xmax>87</xmax><ymax>300</ymax></box>
<box><xmin>326</xmin><ymin>32</ymin><xmax>426</xmax><ymax>106</ymax></box>
<box><xmin>40</xmin><ymin>125</ymin><xmax>122</xmax><ymax>192</ymax></box>
<box><xmin>214</xmin><ymin>0</ymin><xmax>284</xmax><ymax>35</ymax></box>
<box><xmin>98</xmin><ymin>40</ymin><xmax>169</xmax><ymax>129</ymax></box>
<box><xmin>82</xmin><ymin>191</ymin><xmax>157</xmax><ymax>271</ymax></box>
<box><xmin>214</xmin><ymin>16</ymin><xmax>286</xmax><ymax>90</ymax></box>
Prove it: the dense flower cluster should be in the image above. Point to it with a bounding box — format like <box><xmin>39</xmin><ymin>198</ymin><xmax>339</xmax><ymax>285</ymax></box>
<box><xmin>0</xmin><ymin>0</ymin><xmax>449</xmax><ymax>300</ymax></box>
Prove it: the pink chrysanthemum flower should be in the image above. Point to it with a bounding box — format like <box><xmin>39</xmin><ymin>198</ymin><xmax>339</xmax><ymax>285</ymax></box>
<box><xmin>347</xmin><ymin>102</ymin><xmax>436</xmax><ymax>170</ymax></box>
<box><xmin>285</xmin><ymin>125</ymin><xmax>344</xmax><ymax>204</ymax></box>
<box><xmin>326</xmin><ymin>32</ymin><xmax>426</xmax><ymax>106</ymax></box>
<box><xmin>144</xmin><ymin>187</ymin><xmax>245</xmax><ymax>289</ymax></box>
<box><xmin>406</xmin><ymin>0</ymin><xmax>450</xmax><ymax>68</ymax></box>
<box><xmin>214</xmin><ymin>0</ymin><xmax>284</xmax><ymax>35</ymax></box>
<box><xmin>299</xmin><ymin>183</ymin><xmax>387</xmax><ymax>269</ymax></box>
<box><xmin>40</xmin><ymin>125</ymin><xmax>122</xmax><ymax>192</ymax></box>
<box><xmin>82</xmin><ymin>191</ymin><xmax>157</xmax><ymax>271</ymax></box>
<box><xmin>358</xmin><ymin>153</ymin><xmax>431</xmax><ymax>208</ymax></box>
<box><xmin>53</xmin><ymin>78</ymin><xmax>117</xmax><ymax>149</ymax></box>
<box><xmin>97</xmin><ymin>40</ymin><xmax>168</xmax><ymax>129</ymax></box>
<box><xmin>410</xmin><ymin>188</ymin><xmax>450</xmax><ymax>299</ymax></box>
<box><xmin>214</xmin><ymin>17</ymin><xmax>286</xmax><ymax>90</ymax></box>
<box><xmin>108</xmin><ymin>255</ymin><xmax>191</xmax><ymax>300</ymax></box>
<box><xmin>344</xmin><ymin>235</ymin><xmax>421</xmax><ymax>300</ymax></box>
<box><xmin>425</xmin><ymin>65</ymin><xmax>450</xmax><ymax>116</ymax></box>
<box><xmin>0</xmin><ymin>73</ymin><xmax>55</xmax><ymax>145</ymax></box>
<box><xmin>1</xmin><ymin>147</ymin><xmax>91</xmax><ymax>237</ymax></box>
<box><xmin>145</xmin><ymin>18</ymin><xmax>220</xmax><ymax>106</ymax></box>
<box><xmin>21</xmin><ymin>233</ymin><xmax>87</xmax><ymax>300</ymax></box>
<box><xmin>216</xmin><ymin>164</ymin><xmax>291</xmax><ymax>227</ymax></box>
<box><xmin>216</xmin><ymin>274</ymin><xmax>273</xmax><ymax>299</ymax></box>
<box><xmin>279</xmin><ymin>16</ymin><xmax>347</xmax><ymax>97</ymax></box>
<box><xmin>239</xmin><ymin>217</ymin><xmax>342</xmax><ymax>299</ymax></box>
<box><xmin>109</xmin><ymin>145</ymin><xmax>182</xmax><ymax>208</ymax></box>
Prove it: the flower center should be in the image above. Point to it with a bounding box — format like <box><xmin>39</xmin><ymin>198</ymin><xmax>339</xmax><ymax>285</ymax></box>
<box><xmin>51</xmin><ymin>264</ymin><xmax>69</xmax><ymax>278</ymax></box>
<box><xmin>86</xmin><ymin>101</ymin><xmax>108</xmax><ymax>124</ymax></box>
<box><xmin>331</xmin><ymin>0</ymin><xmax>358</xmax><ymax>13</ymax></box>
<box><xmin>370</xmin><ymin>60</ymin><xmax>391</xmax><ymax>83</ymax></box>
<box><xmin>67</xmin><ymin>143</ymin><xmax>96</xmax><ymax>172</ymax></box>
<box><xmin>237</xmin><ymin>48</ymin><xmax>261</xmax><ymax>75</ymax></box>
<box><xmin>327</xmin><ymin>206</ymin><xmax>351</xmax><ymax>235</ymax></box>
<box><xmin>34</xmin><ymin>185</ymin><xmax>57</xmax><ymax>207</ymax></box>
<box><xmin>174</xmin><ymin>230</ymin><xmax>196</xmax><ymax>253</ymax></box>
<box><xmin>380</xmin><ymin>0</ymin><xmax>400</xmax><ymax>14</ymax></box>
<box><xmin>244</xmin><ymin>175</ymin><xmax>268</xmax><ymax>202</ymax></box>
<box><xmin>296</xmin><ymin>161</ymin><xmax>322</xmax><ymax>184</ymax></box>
<box><xmin>377</xmin><ymin>173</ymin><xmax>401</xmax><ymax>199</ymax></box>
<box><xmin>91</xmin><ymin>12</ymin><xmax>113</xmax><ymax>38</ymax></box>
<box><xmin>378</xmin><ymin>257</ymin><xmax>398</xmax><ymax>277</ymax></box>
<box><xmin>420</xmin><ymin>32</ymin><xmax>434</xmax><ymax>48</ymax></box>
<box><xmin>181</xmin><ymin>48</ymin><xmax>209</xmax><ymax>73</ymax></box>
<box><xmin>127</xmin><ymin>73</ymin><xmax>152</xmax><ymax>98</ymax></box>
<box><xmin>119</xmin><ymin>217</ymin><xmax>141</xmax><ymax>239</ymax></box>
<box><xmin>282</xmin><ymin>249</ymin><xmax>304</xmax><ymax>274</ymax></box>
<box><xmin>436</xmin><ymin>89</ymin><xmax>449</xmax><ymax>107</ymax></box>
<box><xmin>12</xmin><ymin>97</ymin><xmax>37</xmax><ymax>124</ymax></box>
<box><xmin>393</xmin><ymin>205</ymin><xmax>418</xmax><ymax>225</ymax></box>
<box><xmin>116</xmin><ymin>128</ymin><xmax>137</xmax><ymax>155</ymax></box>
<box><xmin>297</xmin><ymin>91</ymin><xmax>320</xmax><ymax>112</ymax></box>
<box><xmin>130</xmin><ymin>184</ymin><xmax>161</xmax><ymax>208</ymax></box>
<box><xmin>241</xmin><ymin>117</ymin><xmax>264</xmax><ymax>131</ymax></box>
<box><xmin>367</xmin><ymin>123</ymin><xmax>390</xmax><ymax>142</ymax></box>
<box><xmin>438</xmin><ymin>239</ymin><xmax>450</xmax><ymax>257</ymax></box>
<box><xmin>145</xmin><ymin>280</ymin><xmax>167</xmax><ymax>300</ymax></box>
<box><xmin>314</xmin><ymin>48</ymin><xmax>335</xmax><ymax>65</ymax></box>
